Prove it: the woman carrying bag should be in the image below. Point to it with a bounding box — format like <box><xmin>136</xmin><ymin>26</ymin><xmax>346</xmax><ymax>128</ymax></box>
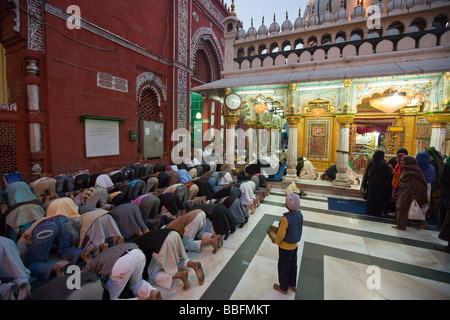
<box><xmin>393</xmin><ymin>156</ymin><xmax>429</xmax><ymax>230</ymax></box>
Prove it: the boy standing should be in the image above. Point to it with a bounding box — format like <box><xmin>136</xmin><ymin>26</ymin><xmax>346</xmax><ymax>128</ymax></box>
<box><xmin>273</xmin><ymin>193</ymin><xmax>303</xmax><ymax>294</ymax></box>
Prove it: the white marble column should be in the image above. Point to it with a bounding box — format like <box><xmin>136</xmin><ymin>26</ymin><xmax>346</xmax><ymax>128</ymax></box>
<box><xmin>244</xmin><ymin>121</ymin><xmax>257</xmax><ymax>164</ymax></box>
<box><xmin>333</xmin><ymin>115</ymin><xmax>355</xmax><ymax>188</ymax></box>
<box><xmin>426</xmin><ymin>113</ymin><xmax>450</xmax><ymax>155</ymax></box>
<box><xmin>225</xmin><ymin>116</ymin><xmax>239</xmax><ymax>170</ymax></box>
<box><xmin>283</xmin><ymin>116</ymin><xmax>301</xmax><ymax>183</ymax></box>
<box><xmin>259</xmin><ymin>127</ymin><xmax>267</xmax><ymax>158</ymax></box>
<box><xmin>430</xmin><ymin>123</ymin><xmax>447</xmax><ymax>154</ymax></box>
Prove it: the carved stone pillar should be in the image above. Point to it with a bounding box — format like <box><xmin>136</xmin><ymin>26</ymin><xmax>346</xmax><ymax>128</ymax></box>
<box><xmin>283</xmin><ymin>115</ymin><xmax>301</xmax><ymax>183</ymax></box>
<box><xmin>333</xmin><ymin>114</ymin><xmax>355</xmax><ymax>188</ymax></box>
<box><xmin>244</xmin><ymin>120</ymin><xmax>257</xmax><ymax>164</ymax></box>
<box><xmin>256</xmin><ymin>122</ymin><xmax>265</xmax><ymax>159</ymax></box>
<box><xmin>426</xmin><ymin>113</ymin><xmax>450</xmax><ymax>154</ymax></box>
<box><xmin>224</xmin><ymin>116</ymin><xmax>239</xmax><ymax>170</ymax></box>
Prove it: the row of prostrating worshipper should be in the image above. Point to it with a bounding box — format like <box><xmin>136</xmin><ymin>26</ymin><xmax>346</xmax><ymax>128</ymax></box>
<box><xmin>360</xmin><ymin>146</ymin><xmax>450</xmax><ymax>242</ymax></box>
<box><xmin>0</xmin><ymin>159</ymin><xmax>272</xmax><ymax>300</ymax></box>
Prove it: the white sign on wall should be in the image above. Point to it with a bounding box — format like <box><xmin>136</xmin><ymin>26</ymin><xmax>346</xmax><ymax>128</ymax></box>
<box><xmin>85</xmin><ymin>119</ymin><xmax>120</xmax><ymax>158</ymax></box>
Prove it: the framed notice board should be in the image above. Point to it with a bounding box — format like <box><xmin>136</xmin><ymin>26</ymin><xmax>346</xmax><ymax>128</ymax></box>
<box><xmin>84</xmin><ymin>119</ymin><xmax>120</xmax><ymax>158</ymax></box>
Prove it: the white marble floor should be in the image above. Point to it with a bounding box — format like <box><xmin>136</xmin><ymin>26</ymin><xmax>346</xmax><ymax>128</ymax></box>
<box><xmin>156</xmin><ymin>188</ymin><xmax>450</xmax><ymax>301</ymax></box>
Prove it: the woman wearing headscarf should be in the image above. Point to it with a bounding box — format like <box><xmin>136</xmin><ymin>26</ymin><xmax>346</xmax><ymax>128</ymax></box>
<box><xmin>389</xmin><ymin>152</ymin><xmax>406</xmax><ymax>215</ymax></box>
<box><xmin>393</xmin><ymin>156</ymin><xmax>429</xmax><ymax>230</ymax></box>
<box><xmin>416</xmin><ymin>151</ymin><xmax>436</xmax><ymax>217</ymax></box>
<box><xmin>425</xmin><ymin>147</ymin><xmax>445</xmax><ymax>219</ymax></box>
<box><xmin>362</xmin><ymin>150</ymin><xmax>392</xmax><ymax>217</ymax></box>
<box><xmin>436</xmin><ymin>157</ymin><xmax>450</xmax><ymax>253</ymax></box>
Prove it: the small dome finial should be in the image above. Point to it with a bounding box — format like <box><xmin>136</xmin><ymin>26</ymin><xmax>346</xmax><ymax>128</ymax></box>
<box><xmin>230</xmin><ymin>0</ymin><xmax>236</xmax><ymax>16</ymax></box>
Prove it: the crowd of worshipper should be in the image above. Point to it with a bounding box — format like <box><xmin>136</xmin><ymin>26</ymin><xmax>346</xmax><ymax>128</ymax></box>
<box><xmin>358</xmin><ymin>147</ymin><xmax>449</xmax><ymax>250</ymax></box>
<box><xmin>0</xmin><ymin>160</ymin><xmax>272</xmax><ymax>300</ymax></box>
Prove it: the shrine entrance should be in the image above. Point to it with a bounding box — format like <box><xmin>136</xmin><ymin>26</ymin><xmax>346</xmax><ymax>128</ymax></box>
<box><xmin>349</xmin><ymin>119</ymin><xmax>404</xmax><ymax>175</ymax></box>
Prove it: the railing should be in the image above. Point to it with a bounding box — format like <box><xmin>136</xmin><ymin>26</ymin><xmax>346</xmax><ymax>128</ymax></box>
<box><xmin>233</xmin><ymin>27</ymin><xmax>450</xmax><ymax>70</ymax></box>
<box><xmin>350</xmin><ymin>152</ymin><xmax>397</xmax><ymax>175</ymax></box>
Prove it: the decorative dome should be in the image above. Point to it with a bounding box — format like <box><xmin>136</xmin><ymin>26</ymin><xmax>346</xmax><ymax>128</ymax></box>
<box><xmin>269</xmin><ymin>14</ymin><xmax>281</xmax><ymax>35</ymax></box>
<box><xmin>281</xmin><ymin>12</ymin><xmax>293</xmax><ymax>32</ymax></box>
<box><xmin>406</xmin><ymin>0</ymin><xmax>423</xmax><ymax>9</ymax></box>
<box><xmin>335</xmin><ymin>0</ymin><xmax>349</xmax><ymax>22</ymax></box>
<box><xmin>367</xmin><ymin>0</ymin><xmax>385</xmax><ymax>15</ymax></box>
<box><xmin>247</xmin><ymin>18</ymin><xmax>257</xmax><ymax>38</ymax></box>
<box><xmin>387</xmin><ymin>0</ymin><xmax>406</xmax><ymax>12</ymax></box>
<box><xmin>350</xmin><ymin>2</ymin><xmax>366</xmax><ymax>20</ymax></box>
<box><xmin>294</xmin><ymin>8</ymin><xmax>306</xmax><ymax>29</ymax></box>
<box><xmin>320</xmin><ymin>3</ymin><xmax>334</xmax><ymax>24</ymax></box>
<box><xmin>305</xmin><ymin>0</ymin><xmax>355</xmax><ymax>17</ymax></box>
<box><xmin>258</xmin><ymin>16</ymin><xmax>269</xmax><ymax>36</ymax></box>
<box><xmin>236</xmin><ymin>22</ymin><xmax>246</xmax><ymax>40</ymax></box>
<box><xmin>307</xmin><ymin>6</ymin><xmax>320</xmax><ymax>27</ymax></box>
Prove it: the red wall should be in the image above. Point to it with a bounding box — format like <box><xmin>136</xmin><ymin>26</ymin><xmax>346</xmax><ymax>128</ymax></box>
<box><xmin>44</xmin><ymin>0</ymin><xmax>175</xmax><ymax>174</ymax></box>
<box><xmin>0</xmin><ymin>0</ymin><xmax>228</xmax><ymax>179</ymax></box>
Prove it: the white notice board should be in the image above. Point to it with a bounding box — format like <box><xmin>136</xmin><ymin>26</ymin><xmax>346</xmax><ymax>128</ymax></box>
<box><xmin>85</xmin><ymin>119</ymin><xmax>120</xmax><ymax>158</ymax></box>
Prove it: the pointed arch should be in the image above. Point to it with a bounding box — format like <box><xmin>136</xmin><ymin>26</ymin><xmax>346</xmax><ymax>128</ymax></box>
<box><xmin>191</xmin><ymin>27</ymin><xmax>224</xmax><ymax>74</ymax></box>
<box><xmin>136</xmin><ymin>72</ymin><xmax>167</xmax><ymax>102</ymax></box>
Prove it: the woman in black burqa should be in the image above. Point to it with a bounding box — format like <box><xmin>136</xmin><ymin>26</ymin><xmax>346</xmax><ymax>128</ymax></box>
<box><xmin>362</xmin><ymin>150</ymin><xmax>393</xmax><ymax>217</ymax></box>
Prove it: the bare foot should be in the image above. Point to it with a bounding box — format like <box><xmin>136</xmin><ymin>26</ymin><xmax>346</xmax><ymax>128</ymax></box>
<box><xmin>201</xmin><ymin>236</ymin><xmax>219</xmax><ymax>254</ymax></box>
<box><xmin>99</xmin><ymin>243</ymin><xmax>109</xmax><ymax>253</ymax></box>
<box><xmin>80</xmin><ymin>252</ymin><xmax>93</xmax><ymax>264</ymax></box>
<box><xmin>273</xmin><ymin>283</ymin><xmax>287</xmax><ymax>295</ymax></box>
<box><xmin>53</xmin><ymin>260</ymin><xmax>69</xmax><ymax>278</ymax></box>
<box><xmin>17</xmin><ymin>282</ymin><xmax>31</xmax><ymax>300</ymax></box>
<box><xmin>174</xmin><ymin>270</ymin><xmax>190</xmax><ymax>290</ymax></box>
<box><xmin>138</xmin><ymin>290</ymin><xmax>163</xmax><ymax>300</ymax></box>
<box><xmin>188</xmin><ymin>261</ymin><xmax>205</xmax><ymax>285</ymax></box>
<box><xmin>114</xmin><ymin>236</ymin><xmax>125</xmax><ymax>245</ymax></box>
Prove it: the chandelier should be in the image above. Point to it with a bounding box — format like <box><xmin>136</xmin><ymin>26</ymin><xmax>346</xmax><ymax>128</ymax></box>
<box><xmin>370</xmin><ymin>91</ymin><xmax>413</xmax><ymax>113</ymax></box>
<box><xmin>254</xmin><ymin>103</ymin><xmax>268</xmax><ymax>115</ymax></box>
